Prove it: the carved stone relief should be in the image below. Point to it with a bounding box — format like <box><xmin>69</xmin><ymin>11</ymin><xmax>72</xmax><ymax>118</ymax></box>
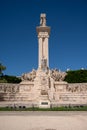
<box><xmin>0</xmin><ymin>84</ymin><xmax>19</xmax><ymax>93</ymax></box>
<box><xmin>66</xmin><ymin>84</ymin><xmax>87</xmax><ymax>93</ymax></box>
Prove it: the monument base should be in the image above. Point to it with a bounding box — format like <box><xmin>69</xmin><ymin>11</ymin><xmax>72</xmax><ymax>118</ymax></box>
<box><xmin>0</xmin><ymin>70</ymin><xmax>87</xmax><ymax>108</ymax></box>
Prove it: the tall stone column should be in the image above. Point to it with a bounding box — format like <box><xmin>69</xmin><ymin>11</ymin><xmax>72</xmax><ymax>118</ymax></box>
<box><xmin>45</xmin><ymin>36</ymin><xmax>49</xmax><ymax>67</ymax></box>
<box><xmin>38</xmin><ymin>37</ymin><xmax>42</xmax><ymax>68</ymax></box>
<box><xmin>36</xmin><ymin>13</ymin><xmax>50</xmax><ymax>70</ymax></box>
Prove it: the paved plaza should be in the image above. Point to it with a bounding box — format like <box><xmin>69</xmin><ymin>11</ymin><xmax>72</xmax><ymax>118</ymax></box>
<box><xmin>0</xmin><ymin>111</ymin><xmax>87</xmax><ymax>130</ymax></box>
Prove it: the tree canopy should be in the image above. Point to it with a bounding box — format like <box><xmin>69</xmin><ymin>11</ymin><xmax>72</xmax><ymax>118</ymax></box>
<box><xmin>64</xmin><ymin>69</ymin><xmax>87</xmax><ymax>83</ymax></box>
<box><xmin>0</xmin><ymin>63</ymin><xmax>21</xmax><ymax>83</ymax></box>
<box><xmin>0</xmin><ymin>63</ymin><xmax>6</xmax><ymax>76</ymax></box>
<box><xmin>0</xmin><ymin>75</ymin><xmax>21</xmax><ymax>83</ymax></box>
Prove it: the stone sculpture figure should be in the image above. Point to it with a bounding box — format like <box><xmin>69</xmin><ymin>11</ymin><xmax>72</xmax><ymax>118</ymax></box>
<box><xmin>21</xmin><ymin>69</ymin><xmax>36</xmax><ymax>81</ymax></box>
<box><xmin>50</xmin><ymin>69</ymin><xmax>67</xmax><ymax>81</ymax></box>
<box><xmin>40</xmin><ymin>13</ymin><xmax>46</xmax><ymax>26</ymax></box>
<box><xmin>48</xmin><ymin>77</ymin><xmax>55</xmax><ymax>101</ymax></box>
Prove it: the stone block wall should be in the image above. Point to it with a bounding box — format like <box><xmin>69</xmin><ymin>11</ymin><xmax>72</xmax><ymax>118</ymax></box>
<box><xmin>0</xmin><ymin>83</ymin><xmax>19</xmax><ymax>101</ymax></box>
<box><xmin>0</xmin><ymin>82</ymin><xmax>87</xmax><ymax>107</ymax></box>
<box><xmin>54</xmin><ymin>83</ymin><xmax>87</xmax><ymax>105</ymax></box>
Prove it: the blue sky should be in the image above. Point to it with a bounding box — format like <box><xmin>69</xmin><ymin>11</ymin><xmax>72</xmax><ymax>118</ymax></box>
<box><xmin>0</xmin><ymin>0</ymin><xmax>87</xmax><ymax>76</ymax></box>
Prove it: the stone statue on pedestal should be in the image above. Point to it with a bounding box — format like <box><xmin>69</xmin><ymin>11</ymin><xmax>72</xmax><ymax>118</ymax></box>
<box><xmin>40</xmin><ymin>13</ymin><xmax>46</xmax><ymax>26</ymax></box>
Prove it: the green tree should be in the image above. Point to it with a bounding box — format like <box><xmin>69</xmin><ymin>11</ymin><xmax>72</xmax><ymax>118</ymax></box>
<box><xmin>3</xmin><ymin>75</ymin><xmax>21</xmax><ymax>83</ymax></box>
<box><xmin>0</xmin><ymin>63</ymin><xmax>6</xmax><ymax>76</ymax></box>
<box><xmin>0</xmin><ymin>63</ymin><xmax>21</xmax><ymax>83</ymax></box>
<box><xmin>64</xmin><ymin>69</ymin><xmax>87</xmax><ymax>83</ymax></box>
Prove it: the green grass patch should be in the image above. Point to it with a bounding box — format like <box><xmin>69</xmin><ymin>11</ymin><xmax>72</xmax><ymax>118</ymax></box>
<box><xmin>0</xmin><ymin>106</ymin><xmax>87</xmax><ymax>111</ymax></box>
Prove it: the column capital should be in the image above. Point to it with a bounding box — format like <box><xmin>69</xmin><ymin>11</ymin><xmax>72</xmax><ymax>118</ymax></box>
<box><xmin>38</xmin><ymin>32</ymin><xmax>49</xmax><ymax>38</ymax></box>
<box><xmin>38</xmin><ymin>35</ymin><xmax>49</xmax><ymax>38</ymax></box>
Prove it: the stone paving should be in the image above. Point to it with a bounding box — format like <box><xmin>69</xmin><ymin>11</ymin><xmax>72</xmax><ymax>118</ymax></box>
<box><xmin>0</xmin><ymin>111</ymin><xmax>87</xmax><ymax>130</ymax></box>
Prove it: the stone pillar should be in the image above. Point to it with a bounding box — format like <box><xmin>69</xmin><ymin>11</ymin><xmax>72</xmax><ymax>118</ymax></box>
<box><xmin>45</xmin><ymin>37</ymin><xmax>49</xmax><ymax>67</ymax></box>
<box><xmin>38</xmin><ymin>37</ymin><xmax>42</xmax><ymax>68</ymax></box>
<box><xmin>36</xmin><ymin>13</ymin><xmax>50</xmax><ymax>70</ymax></box>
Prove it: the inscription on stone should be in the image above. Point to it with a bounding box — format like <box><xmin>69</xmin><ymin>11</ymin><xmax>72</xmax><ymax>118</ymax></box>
<box><xmin>41</xmin><ymin>102</ymin><xmax>48</xmax><ymax>105</ymax></box>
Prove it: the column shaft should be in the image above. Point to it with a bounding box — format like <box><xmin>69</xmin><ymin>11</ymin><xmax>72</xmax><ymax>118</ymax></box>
<box><xmin>45</xmin><ymin>37</ymin><xmax>49</xmax><ymax>67</ymax></box>
<box><xmin>38</xmin><ymin>37</ymin><xmax>42</xmax><ymax>68</ymax></box>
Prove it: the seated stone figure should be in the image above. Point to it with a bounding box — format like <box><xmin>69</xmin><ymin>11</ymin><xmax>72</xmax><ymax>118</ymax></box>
<box><xmin>50</xmin><ymin>69</ymin><xmax>67</xmax><ymax>81</ymax></box>
<box><xmin>21</xmin><ymin>69</ymin><xmax>36</xmax><ymax>81</ymax></box>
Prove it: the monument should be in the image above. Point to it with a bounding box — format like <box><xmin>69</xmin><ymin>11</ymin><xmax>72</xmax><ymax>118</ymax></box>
<box><xmin>37</xmin><ymin>13</ymin><xmax>50</xmax><ymax>69</ymax></box>
<box><xmin>20</xmin><ymin>13</ymin><xmax>67</xmax><ymax>108</ymax></box>
<box><xmin>0</xmin><ymin>14</ymin><xmax>87</xmax><ymax>108</ymax></box>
